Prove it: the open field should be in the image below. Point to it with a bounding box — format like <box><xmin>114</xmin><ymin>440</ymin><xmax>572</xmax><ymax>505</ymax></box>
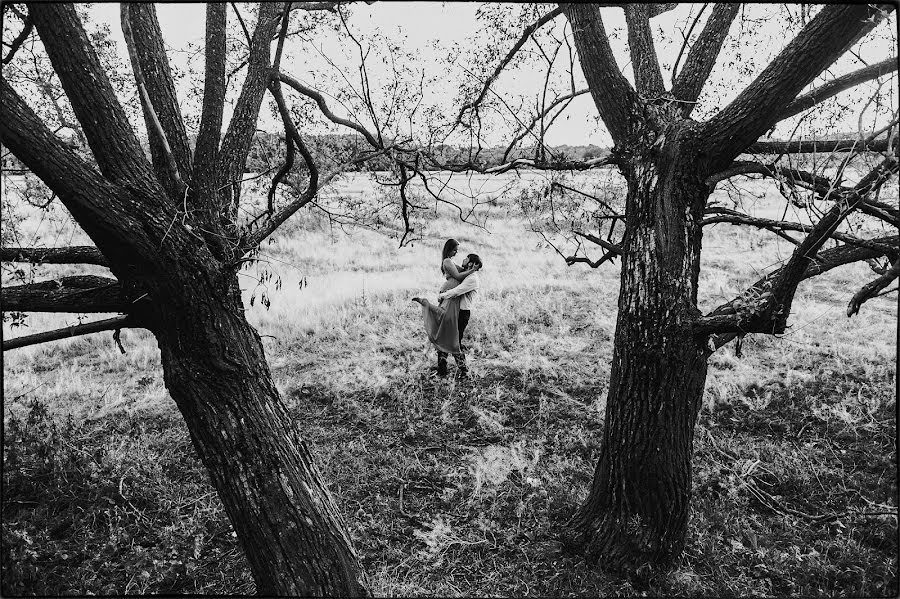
<box><xmin>2</xmin><ymin>171</ymin><xmax>897</xmax><ymax>596</ymax></box>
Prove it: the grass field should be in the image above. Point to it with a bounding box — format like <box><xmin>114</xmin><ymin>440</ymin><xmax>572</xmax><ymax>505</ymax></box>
<box><xmin>2</xmin><ymin>171</ymin><xmax>897</xmax><ymax>596</ymax></box>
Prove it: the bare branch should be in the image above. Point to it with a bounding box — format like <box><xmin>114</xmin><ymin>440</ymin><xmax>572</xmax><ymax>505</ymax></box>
<box><xmin>286</xmin><ymin>1</ymin><xmax>344</xmax><ymax>13</ymax></box>
<box><xmin>779</xmin><ymin>58</ymin><xmax>899</xmax><ymax>121</ymax></box>
<box><xmin>240</xmin><ymin>78</ymin><xmax>320</xmax><ymax>253</ymax></box>
<box><xmin>566</xmin><ymin>251</ymin><xmax>617</xmax><ymax>268</ymax></box>
<box><xmin>263</xmin><ymin>5</ymin><xmax>298</xmax><ymax>216</ymax></box>
<box><xmin>574</xmin><ymin>229</ymin><xmax>623</xmax><ymax>256</ymax></box>
<box><xmin>648</xmin><ymin>4</ymin><xmax>678</xmax><ymax>18</ymax></box>
<box><xmin>455</xmin><ymin>7</ymin><xmax>563</xmax><ymax>127</ymax></box>
<box><xmin>702</xmin><ymin>4</ymin><xmax>893</xmax><ymax>170</ymax></box>
<box><xmin>699</xmin><ymin>234</ymin><xmax>899</xmax><ymax>345</ymax></box>
<box><xmin>0</xmin><ymin>77</ymin><xmax>165</xmax><ymax>269</ymax></box>
<box><xmin>194</xmin><ymin>3</ymin><xmax>227</xmax><ymax>181</ymax></box>
<box><xmin>553</xmin><ymin>181</ymin><xmax>618</xmax><ymax>214</ymax></box>
<box><xmin>860</xmin><ymin>198</ymin><xmax>900</xmax><ymax>228</ymax></box>
<box><xmin>624</xmin><ymin>4</ymin><xmax>665</xmax><ymax>96</ymax></box>
<box><xmin>701</xmin><ymin>207</ymin><xmax>897</xmax><ymax>253</ymax></box>
<box><xmin>670</xmin><ymin>4</ymin><xmax>707</xmax><ymax>87</ymax></box>
<box><xmin>2</xmin><ymin>8</ymin><xmax>33</xmax><ymax>65</ymax></box>
<box><xmin>397</xmin><ymin>164</ymin><xmax>415</xmax><ymax>246</ymax></box>
<box><xmin>503</xmin><ymin>89</ymin><xmax>591</xmax><ymax>162</ymax></box>
<box><xmin>671</xmin><ymin>3</ymin><xmax>739</xmax><ymax>116</ymax></box>
<box><xmin>1</xmin><ymin>276</ymin><xmax>126</xmax><ymax>313</ymax></box>
<box><xmin>277</xmin><ymin>73</ymin><xmax>380</xmax><ymax>147</ymax></box>
<box><xmin>121</xmin><ymin>3</ymin><xmax>191</xmax><ymax>197</ymax></box>
<box><xmin>697</xmin><ymin>156</ymin><xmax>898</xmax><ymax>339</ymax></box>
<box><xmin>1</xmin><ymin>246</ymin><xmax>109</xmax><ymax>266</ymax></box>
<box><xmin>2</xmin><ymin>315</ymin><xmax>138</xmax><ymax>352</ymax></box>
<box><xmin>747</xmin><ymin>136</ymin><xmax>893</xmax><ymax>155</ymax></box>
<box><xmin>28</xmin><ymin>3</ymin><xmax>158</xmax><ymax>187</ymax></box>
<box><xmin>216</xmin><ymin>2</ymin><xmax>280</xmax><ymax>214</ymax></box>
<box><xmin>458</xmin><ymin>154</ymin><xmax>618</xmax><ymax>175</ymax></box>
<box><xmin>706</xmin><ymin>160</ymin><xmax>834</xmax><ymax>193</ymax></box>
<box><xmin>561</xmin><ymin>3</ymin><xmax>642</xmax><ymax>145</ymax></box>
<box><xmin>848</xmin><ymin>258</ymin><xmax>900</xmax><ymax>316</ymax></box>
<box><xmin>231</xmin><ymin>2</ymin><xmax>252</xmax><ymax>46</ymax></box>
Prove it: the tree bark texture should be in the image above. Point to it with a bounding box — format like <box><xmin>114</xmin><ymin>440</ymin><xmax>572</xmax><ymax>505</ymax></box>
<box><xmin>151</xmin><ymin>272</ymin><xmax>370</xmax><ymax>596</ymax></box>
<box><xmin>0</xmin><ymin>246</ymin><xmax>109</xmax><ymax>266</ymax></box>
<box><xmin>567</xmin><ymin>123</ymin><xmax>712</xmax><ymax>573</ymax></box>
<box><xmin>1</xmin><ymin>276</ymin><xmax>125</xmax><ymax>313</ymax></box>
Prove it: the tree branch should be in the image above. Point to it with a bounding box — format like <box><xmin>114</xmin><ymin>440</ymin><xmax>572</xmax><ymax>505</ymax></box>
<box><xmin>0</xmin><ymin>77</ymin><xmax>165</xmax><ymax>271</ymax></box>
<box><xmin>216</xmin><ymin>2</ymin><xmax>280</xmax><ymax>216</ymax></box>
<box><xmin>860</xmin><ymin>198</ymin><xmax>900</xmax><ymax>228</ymax></box>
<box><xmin>1</xmin><ymin>276</ymin><xmax>126</xmax><ymax>313</ymax></box>
<box><xmin>194</xmin><ymin>2</ymin><xmax>227</xmax><ymax>189</ymax></box>
<box><xmin>573</xmin><ymin>229</ymin><xmax>623</xmax><ymax>256</ymax></box>
<box><xmin>697</xmin><ymin>156</ymin><xmax>898</xmax><ymax>339</ymax></box>
<box><xmin>561</xmin><ymin>3</ymin><xmax>642</xmax><ymax>146</ymax></box>
<box><xmin>239</xmin><ymin>79</ymin><xmax>321</xmax><ymax>253</ymax></box>
<box><xmin>502</xmin><ymin>88</ymin><xmax>591</xmax><ymax>163</ymax></box>
<box><xmin>27</xmin><ymin>3</ymin><xmax>157</xmax><ymax>187</ymax></box>
<box><xmin>698</xmin><ymin>235</ymin><xmax>898</xmax><ymax>344</ymax></box>
<box><xmin>455</xmin><ymin>7</ymin><xmax>563</xmax><ymax>127</ymax></box>
<box><xmin>277</xmin><ymin>72</ymin><xmax>380</xmax><ymax>146</ymax></box>
<box><xmin>121</xmin><ymin>3</ymin><xmax>192</xmax><ymax>198</ymax></box>
<box><xmin>701</xmin><ymin>207</ymin><xmax>897</xmax><ymax>253</ymax></box>
<box><xmin>2</xmin><ymin>9</ymin><xmax>33</xmax><ymax>65</ymax></box>
<box><xmin>848</xmin><ymin>258</ymin><xmax>900</xmax><ymax>316</ymax></box>
<box><xmin>624</xmin><ymin>4</ymin><xmax>665</xmax><ymax>96</ymax></box>
<box><xmin>702</xmin><ymin>3</ymin><xmax>893</xmax><ymax>170</ymax></box>
<box><xmin>671</xmin><ymin>3</ymin><xmax>739</xmax><ymax>116</ymax></box>
<box><xmin>565</xmin><ymin>251</ymin><xmax>617</xmax><ymax>269</ymax></box>
<box><xmin>1</xmin><ymin>246</ymin><xmax>109</xmax><ymax>266</ymax></box>
<box><xmin>779</xmin><ymin>58</ymin><xmax>899</xmax><ymax>121</ymax></box>
<box><xmin>705</xmin><ymin>160</ymin><xmax>832</xmax><ymax>191</ymax></box>
<box><xmin>2</xmin><ymin>315</ymin><xmax>138</xmax><ymax>352</ymax></box>
<box><xmin>747</xmin><ymin>136</ymin><xmax>893</xmax><ymax>155</ymax></box>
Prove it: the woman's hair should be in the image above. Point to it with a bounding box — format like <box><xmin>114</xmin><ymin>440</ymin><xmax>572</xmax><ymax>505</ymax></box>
<box><xmin>441</xmin><ymin>239</ymin><xmax>459</xmax><ymax>273</ymax></box>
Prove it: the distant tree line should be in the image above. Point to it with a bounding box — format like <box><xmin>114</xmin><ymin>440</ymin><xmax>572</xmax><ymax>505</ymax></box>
<box><xmin>243</xmin><ymin>130</ymin><xmax>610</xmax><ymax>172</ymax></box>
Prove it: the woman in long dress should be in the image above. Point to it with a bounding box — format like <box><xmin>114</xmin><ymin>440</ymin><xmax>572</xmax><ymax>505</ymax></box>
<box><xmin>412</xmin><ymin>238</ymin><xmax>479</xmax><ymax>356</ymax></box>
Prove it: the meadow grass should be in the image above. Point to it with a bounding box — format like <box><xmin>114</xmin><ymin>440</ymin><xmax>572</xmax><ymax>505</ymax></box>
<box><xmin>2</xmin><ymin>171</ymin><xmax>897</xmax><ymax>596</ymax></box>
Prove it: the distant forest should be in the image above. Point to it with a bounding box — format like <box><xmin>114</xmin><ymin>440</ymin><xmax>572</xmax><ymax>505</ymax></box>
<box><xmin>244</xmin><ymin>131</ymin><xmax>610</xmax><ymax>173</ymax></box>
<box><xmin>1</xmin><ymin>129</ymin><xmax>869</xmax><ymax>175</ymax></box>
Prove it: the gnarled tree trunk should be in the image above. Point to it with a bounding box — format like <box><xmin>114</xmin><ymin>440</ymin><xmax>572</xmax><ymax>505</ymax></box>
<box><xmin>567</xmin><ymin>125</ymin><xmax>712</xmax><ymax>572</ymax></box>
<box><xmin>559</xmin><ymin>1</ymin><xmax>893</xmax><ymax>574</ymax></box>
<box><xmin>150</xmin><ymin>268</ymin><xmax>370</xmax><ymax>596</ymax></box>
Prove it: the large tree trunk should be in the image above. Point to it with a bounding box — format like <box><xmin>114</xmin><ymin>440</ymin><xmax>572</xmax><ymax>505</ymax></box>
<box><xmin>152</xmin><ymin>272</ymin><xmax>370</xmax><ymax>596</ymax></box>
<box><xmin>567</xmin><ymin>127</ymin><xmax>711</xmax><ymax>572</ymax></box>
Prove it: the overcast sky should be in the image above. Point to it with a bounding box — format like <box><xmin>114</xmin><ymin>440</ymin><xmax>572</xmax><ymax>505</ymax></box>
<box><xmin>87</xmin><ymin>3</ymin><xmax>897</xmax><ymax>148</ymax></box>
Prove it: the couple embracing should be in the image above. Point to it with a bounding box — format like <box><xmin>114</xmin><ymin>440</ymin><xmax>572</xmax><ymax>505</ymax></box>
<box><xmin>412</xmin><ymin>238</ymin><xmax>482</xmax><ymax>378</ymax></box>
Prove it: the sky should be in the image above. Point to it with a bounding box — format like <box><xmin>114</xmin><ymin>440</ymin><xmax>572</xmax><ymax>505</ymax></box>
<box><xmin>86</xmin><ymin>3</ymin><xmax>898</xmax><ymax>148</ymax></box>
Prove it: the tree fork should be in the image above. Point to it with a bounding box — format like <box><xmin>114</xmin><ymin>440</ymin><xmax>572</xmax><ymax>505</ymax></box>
<box><xmin>563</xmin><ymin>130</ymin><xmax>713</xmax><ymax>573</ymax></box>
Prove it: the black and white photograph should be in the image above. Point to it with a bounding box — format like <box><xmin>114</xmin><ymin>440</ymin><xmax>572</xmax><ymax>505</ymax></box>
<box><xmin>1</xmin><ymin>2</ymin><xmax>897</xmax><ymax>596</ymax></box>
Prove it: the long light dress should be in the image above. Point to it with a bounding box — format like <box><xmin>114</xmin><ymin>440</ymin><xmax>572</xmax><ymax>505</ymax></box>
<box><xmin>418</xmin><ymin>258</ymin><xmax>464</xmax><ymax>354</ymax></box>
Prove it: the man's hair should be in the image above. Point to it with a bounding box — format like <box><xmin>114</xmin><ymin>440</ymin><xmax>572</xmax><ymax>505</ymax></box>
<box><xmin>466</xmin><ymin>253</ymin><xmax>482</xmax><ymax>268</ymax></box>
